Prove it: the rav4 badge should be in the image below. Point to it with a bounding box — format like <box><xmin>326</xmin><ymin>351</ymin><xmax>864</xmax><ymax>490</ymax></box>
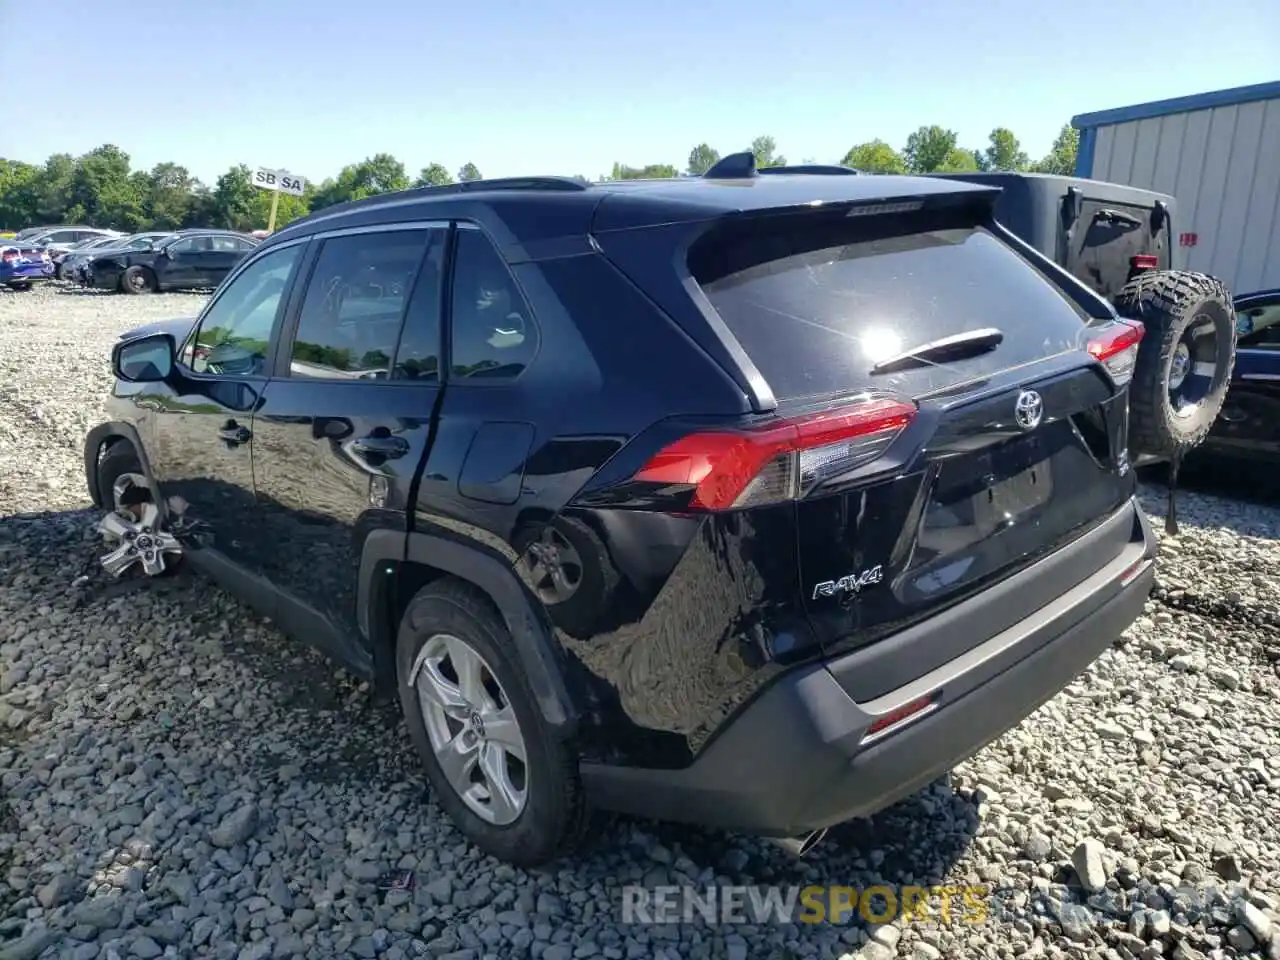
<box><xmin>812</xmin><ymin>564</ymin><xmax>884</xmax><ymax>601</ymax></box>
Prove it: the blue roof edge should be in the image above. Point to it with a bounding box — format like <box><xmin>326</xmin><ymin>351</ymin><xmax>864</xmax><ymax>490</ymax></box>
<box><xmin>1071</xmin><ymin>80</ymin><xmax>1280</xmax><ymax>130</ymax></box>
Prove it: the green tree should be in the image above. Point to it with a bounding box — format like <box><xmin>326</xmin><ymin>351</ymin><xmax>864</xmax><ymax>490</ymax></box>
<box><xmin>751</xmin><ymin>135</ymin><xmax>785</xmax><ymax>168</ymax></box>
<box><xmin>903</xmin><ymin>126</ymin><xmax>960</xmax><ymax>173</ymax></box>
<box><xmin>982</xmin><ymin>128</ymin><xmax>1029</xmax><ymax>172</ymax></box>
<box><xmin>608</xmin><ymin>162</ymin><xmax>678</xmax><ymax>180</ymax></box>
<box><xmin>145</xmin><ymin>162</ymin><xmax>196</xmax><ymax>228</ymax></box>
<box><xmin>31</xmin><ymin>153</ymin><xmax>77</xmax><ymax>223</ymax></box>
<box><xmin>935</xmin><ymin>148</ymin><xmax>981</xmax><ymax>173</ymax></box>
<box><xmin>840</xmin><ymin>140</ymin><xmax>907</xmax><ymax>174</ymax></box>
<box><xmin>414</xmin><ymin>163</ymin><xmax>454</xmax><ymax>187</ymax></box>
<box><xmin>0</xmin><ymin>159</ymin><xmax>40</xmax><ymax>229</ymax></box>
<box><xmin>184</xmin><ymin>182</ymin><xmax>217</xmax><ymax>228</ymax></box>
<box><xmin>249</xmin><ymin>188</ymin><xmax>311</xmax><ymax>231</ymax></box>
<box><xmin>457</xmin><ymin>163</ymin><xmax>482</xmax><ymax>182</ymax></box>
<box><xmin>210</xmin><ymin>165</ymin><xmax>257</xmax><ymax>231</ymax></box>
<box><xmin>686</xmin><ymin>143</ymin><xmax>720</xmax><ymax>176</ymax></box>
<box><xmin>1031</xmin><ymin>124</ymin><xmax>1080</xmax><ymax>175</ymax></box>
<box><xmin>358</xmin><ymin>153</ymin><xmax>410</xmax><ymax>194</ymax></box>
<box><xmin>65</xmin><ymin>145</ymin><xmax>141</xmax><ymax>228</ymax></box>
<box><xmin>313</xmin><ymin>154</ymin><xmax>410</xmax><ymax>209</ymax></box>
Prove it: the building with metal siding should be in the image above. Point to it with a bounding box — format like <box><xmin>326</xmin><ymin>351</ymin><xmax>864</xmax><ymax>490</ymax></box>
<box><xmin>1072</xmin><ymin>81</ymin><xmax>1280</xmax><ymax>297</ymax></box>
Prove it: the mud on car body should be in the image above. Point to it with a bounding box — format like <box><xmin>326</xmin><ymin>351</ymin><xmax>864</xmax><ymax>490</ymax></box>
<box><xmin>85</xmin><ymin>156</ymin><xmax>1181</xmax><ymax>867</ymax></box>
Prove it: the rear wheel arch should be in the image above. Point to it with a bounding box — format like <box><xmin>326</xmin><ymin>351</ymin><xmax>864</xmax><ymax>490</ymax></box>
<box><xmin>358</xmin><ymin>529</ymin><xmax>581</xmax><ymax>735</ymax></box>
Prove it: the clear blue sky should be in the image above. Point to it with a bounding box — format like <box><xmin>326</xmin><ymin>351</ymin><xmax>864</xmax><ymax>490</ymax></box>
<box><xmin>3</xmin><ymin>0</ymin><xmax>1277</xmax><ymax>186</ymax></box>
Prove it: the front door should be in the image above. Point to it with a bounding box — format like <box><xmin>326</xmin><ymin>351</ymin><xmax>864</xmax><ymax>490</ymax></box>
<box><xmin>249</xmin><ymin>224</ymin><xmax>447</xmax><ymax>668</ymax></box>
<box><xmin>148</xmin><ymin>240</ymin><xmax>308</xmax><ymax>568</ymax></box>
<box><xmin>154</xmin><ymin>235</ymin><xmax>204</xmax><ymax>289</ymax></box>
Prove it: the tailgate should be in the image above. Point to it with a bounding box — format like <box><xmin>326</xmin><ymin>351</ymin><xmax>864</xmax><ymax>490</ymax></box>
<box><xmin>682</xmin><ymin>196</ymin><xmax>1137</xmax><ymax>661</ymax></box>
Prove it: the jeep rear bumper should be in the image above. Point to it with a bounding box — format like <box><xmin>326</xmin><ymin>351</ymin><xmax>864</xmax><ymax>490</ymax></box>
<box><xmin>581</xmin><ymin>498</ymin><xmax>1157</xmax><ymax>837</ymax></box>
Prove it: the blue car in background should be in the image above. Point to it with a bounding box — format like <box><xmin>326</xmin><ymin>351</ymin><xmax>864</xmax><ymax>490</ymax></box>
<box><xmin>0</xmin><ymin>242</ymin><xmax>54</xmax><ymax>291</ymax></box>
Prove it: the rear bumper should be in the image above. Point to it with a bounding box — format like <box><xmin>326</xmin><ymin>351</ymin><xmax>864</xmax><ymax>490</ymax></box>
<box><xmin>582</xmin><ymin>497</ymin><xmax>1157</xmax><ymax>836</ymax></box>
<box><xmin>2</xmin><ymin>265</ymin><xmax>53</xmax><ymax>285</ymax></box>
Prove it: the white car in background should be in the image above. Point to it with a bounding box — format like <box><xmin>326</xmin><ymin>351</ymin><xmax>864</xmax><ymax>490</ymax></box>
<box><xmin>26</xmin><ymin>226</ymin><xmax>124</xmax><ymax>258</ymax></box>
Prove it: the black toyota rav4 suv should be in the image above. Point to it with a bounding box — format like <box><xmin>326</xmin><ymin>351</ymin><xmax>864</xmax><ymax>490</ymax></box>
<box><xmin>85</xmin><ymin>156</ymin><xmax>1158</xmax><ymax>867</ymax></box>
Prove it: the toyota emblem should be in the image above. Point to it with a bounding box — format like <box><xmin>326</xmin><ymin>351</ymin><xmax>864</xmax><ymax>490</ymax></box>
<box><xmin>1014</xmin><ymin>390</ymin><xmax>1044</xmax><ymax>431</ymax></box>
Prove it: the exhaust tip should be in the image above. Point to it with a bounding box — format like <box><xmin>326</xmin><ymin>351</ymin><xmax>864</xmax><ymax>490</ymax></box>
<box><xmin>764</xmin><ymin>828</ymin><xmax>828</xmax><ymax>858</ymax></box>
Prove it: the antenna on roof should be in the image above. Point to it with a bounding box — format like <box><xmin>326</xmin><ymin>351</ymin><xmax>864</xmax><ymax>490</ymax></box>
<box><xmin>703</xmin><ymin>151</ymin><xmax>757</xmax><ymax>179</ymax></box>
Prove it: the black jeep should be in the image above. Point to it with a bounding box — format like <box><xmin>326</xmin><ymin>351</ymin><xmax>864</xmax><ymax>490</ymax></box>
<box><xmin>87</xmin><ymin>156</ymin><xmax>1171</xmax><ymax>866</ymax></box>
<box><xmin>935</xmin><ymin>171</ymin><xmax>1237</xmax><ymax>475</ymax></box>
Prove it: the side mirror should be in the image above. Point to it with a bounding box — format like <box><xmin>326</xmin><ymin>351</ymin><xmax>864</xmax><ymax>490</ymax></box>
<box><xmin>113</xmin><ymin>332</ymin><xmax>175</xmax><ymax>383</ymax></box>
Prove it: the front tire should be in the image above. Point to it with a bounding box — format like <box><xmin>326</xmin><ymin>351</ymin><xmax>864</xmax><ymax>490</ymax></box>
<box><xmin>396</xmin><ymin>579</ymin><xmax>589</xmax><ymax>867</ymax></box>
<box><xmin>1116</xmin><ymin>270</ymin><xmax>1236</xmax><ymax>461</ymax></box>
<box><xmin>120</xmin><ymin>265</ymin><xmax>156</xmax><ymax>295</ymax></box>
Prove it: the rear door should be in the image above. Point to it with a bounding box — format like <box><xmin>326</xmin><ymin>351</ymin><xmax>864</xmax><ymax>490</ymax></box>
<box><xmin>679</xmin><ymin>203</ymin><xmax>1137</xmax><ymax>660</ymax></box>
<box><xmin>1066</xmin><ymin>198</ymin><xmax>1169</xmax><ymax>299</ymax></box>
<box><xmin>410</xmin><ymin>223</ymin><xmax>544</xmax><ymax>545</ymax></box>
<box><xmin>249</xmin><ymin>224</ymin><xmax>447</xmax><ymax>664</ymax></box>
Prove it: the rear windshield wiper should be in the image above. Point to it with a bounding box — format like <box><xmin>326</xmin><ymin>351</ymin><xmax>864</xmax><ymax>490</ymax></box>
<box><xmin>870</xmin><ymin>327</ymin><xmax>1004</xmax><ymax>375</ymax></box>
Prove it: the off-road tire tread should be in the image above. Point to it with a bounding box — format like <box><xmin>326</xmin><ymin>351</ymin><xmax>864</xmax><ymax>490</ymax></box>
<box><xmin>1113</xmin><ymin>270</ymin><xmax>1235</xmax><ymax>461</ymax></box>
<box><xmin>397</xmin><ymin>577</ymin><xmax>590</xmax><ymax>866</ymax></box>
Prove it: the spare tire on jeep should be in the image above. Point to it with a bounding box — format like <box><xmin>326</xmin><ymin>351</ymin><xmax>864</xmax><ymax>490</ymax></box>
<box><xmin>1114</xmin><ymin>270</ymin><xmax>1237</xmax><ymax>461</ymax></box>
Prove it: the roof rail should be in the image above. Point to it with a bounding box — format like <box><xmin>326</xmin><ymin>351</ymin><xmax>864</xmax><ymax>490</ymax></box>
<box><xmin>281</xmin><ymin>175</ymin><xmax>590</xmax><ymax>230</ymax></box>
<box><xmin>703</xmin><ymin>151</ymin><xmax>860</xmax><ymax>179</ymax></box>
<box><xmin>758</xmin><ymin>163</ymin><xmax>859</xmax><ymax>176</ymax></box>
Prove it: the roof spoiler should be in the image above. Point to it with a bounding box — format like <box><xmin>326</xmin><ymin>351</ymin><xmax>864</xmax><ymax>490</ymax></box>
<box><xmin>704</xmin><ymin>151</ymin><xmax>861</xmax><ymax>179</ymax></box>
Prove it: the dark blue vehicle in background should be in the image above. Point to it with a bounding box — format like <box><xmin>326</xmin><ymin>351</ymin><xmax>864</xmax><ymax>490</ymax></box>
<box><xmin>0</xmin><ymin>242</ymin><xmax>55</xmax><ymax>291</ymax></box>
<box><xmin>1193</xmin><ymin>289</ymin><xmax>1280</xmax><ymax>463</ymax></box>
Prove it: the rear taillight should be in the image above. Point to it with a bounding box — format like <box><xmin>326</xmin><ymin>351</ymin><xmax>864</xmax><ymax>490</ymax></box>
<box><xmin>1087</xmin><ymin>321</ymin><xmax>1144</xmax><ymax>387</ymax></box>
<box><xmin>1130</xmin><ymin>254</ymin><xmax>1159</xmax><ymax>271</ymax></box>
<box><xmin>1</xmin><ymin>249</ymin><xmax>17</xmax><ymax>264</ymax></box>
<box><xmin>633</xmin><ymin>396</ymin><xmax>917</xmax><ymax>511</ymax></box>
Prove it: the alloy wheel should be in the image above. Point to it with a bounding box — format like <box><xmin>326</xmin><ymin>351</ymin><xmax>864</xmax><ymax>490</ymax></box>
<box><xmin>409</xmin><ymin>634</ymin><xmax>528</xmax><ymax>825</ymax></box>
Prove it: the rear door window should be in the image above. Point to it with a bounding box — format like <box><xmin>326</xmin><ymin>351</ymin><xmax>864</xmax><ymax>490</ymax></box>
<box><xmin>448</xmin><ymin>227</ymin><xmax>539</xmax><ymax>380</ymax></box>
<box><xmin>689</xmin><ymin>212</ymin><xmax>1091</xmax><ymax>402</ymax></box>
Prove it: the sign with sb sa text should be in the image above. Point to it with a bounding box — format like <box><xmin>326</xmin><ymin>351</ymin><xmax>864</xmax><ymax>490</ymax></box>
<box><xmin>252</xmin><ymin>167</ymin><xmax>306</xmax><ymax>197</ymax></box>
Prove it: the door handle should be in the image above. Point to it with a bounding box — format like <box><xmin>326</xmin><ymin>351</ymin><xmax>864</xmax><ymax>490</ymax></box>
<box><xmin>218</xmin><ymin>421</ymin><xmax>251</xmax><ymax>445</ymax></box>
<box><xmin>351</xmin><ymin>435</ymin><xmax>409</xmax><ymax>459</ymax></box>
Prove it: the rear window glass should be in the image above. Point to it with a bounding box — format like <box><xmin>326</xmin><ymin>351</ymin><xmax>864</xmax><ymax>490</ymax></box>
<box><xmin>690</xmin><ymin>214</ymin><xmax>1089</xmax><ymax>401</ymax></box>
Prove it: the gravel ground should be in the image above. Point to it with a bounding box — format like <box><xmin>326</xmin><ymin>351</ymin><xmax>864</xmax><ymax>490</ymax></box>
<box><xmin>2</xmin><ymin>282</ymin><xmax>1280</xmax><ymax>960</ymax></box>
